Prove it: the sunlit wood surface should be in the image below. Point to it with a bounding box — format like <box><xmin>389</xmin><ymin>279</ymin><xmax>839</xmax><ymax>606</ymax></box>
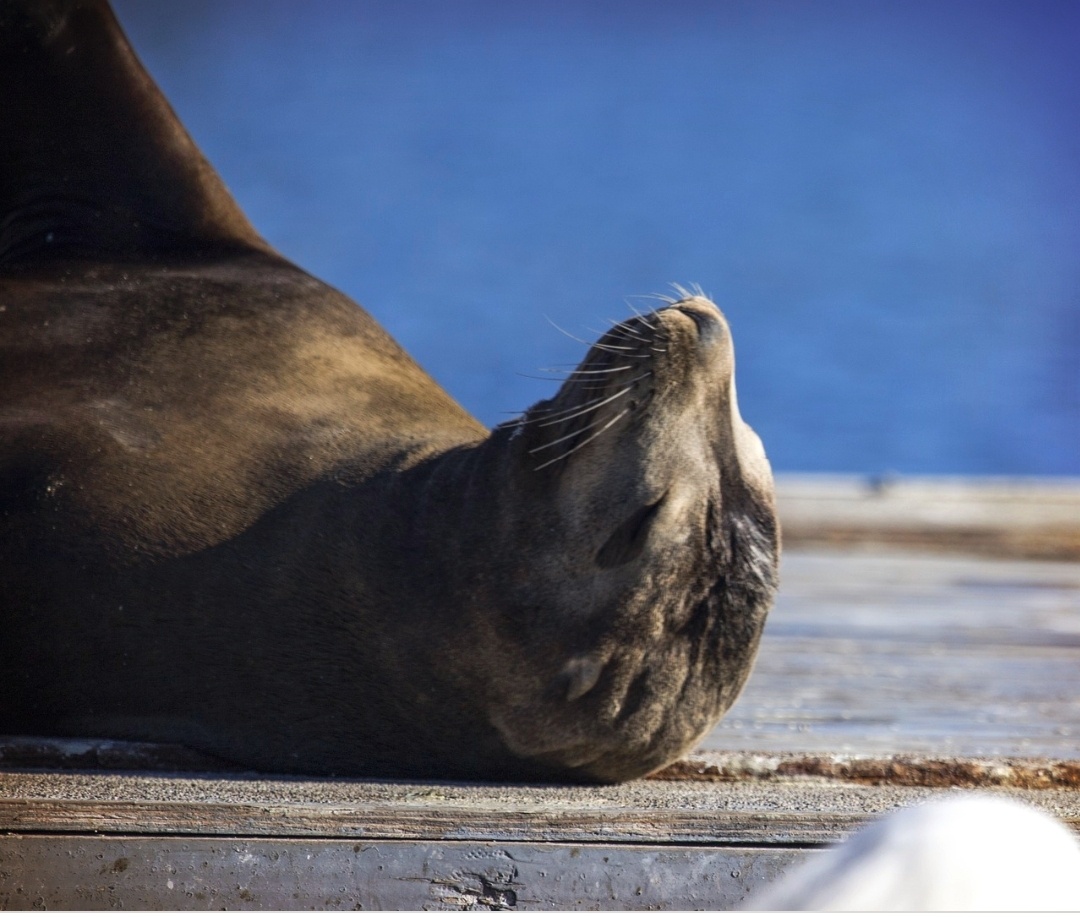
<box><xmin>707</xmin><ymin>545</ymin><xmax>1080</xmax><ymax>759</ymax></box>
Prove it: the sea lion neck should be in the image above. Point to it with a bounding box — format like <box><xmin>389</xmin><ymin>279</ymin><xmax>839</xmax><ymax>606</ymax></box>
<box><xmin>0</xmin><ymin>0</ymin><xmax>270</xmax><ymax>265</ymax></box>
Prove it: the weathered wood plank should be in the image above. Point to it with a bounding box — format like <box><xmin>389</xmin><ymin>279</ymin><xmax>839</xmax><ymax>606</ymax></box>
<box><xmin>657</xmin><ymin>752</ymin><xmax>1080</xmax><ymax>790</ymax></box>
<box><xmin>0</xmin><ymin>796</ymin><xmax>861</xmax><ymax>846</ymax></box>
<box><xmin>776</xmin><ymin>474</ymin><xmax>1080</xmax><ymax>559</ymax></box>
<box><xmin>3</xmin><ymin>769</ymin><xmax>1080</xmax><ymax>846</ymax></box>
<box><xmin>708</xmin><ymin>547</ymin><xmax>1080</xmax><ymax>758</ymax></box>
<box><xmin>0</xmin><ymin>836</ymin><xmax>805</xmax><ymax>910</ymax></box>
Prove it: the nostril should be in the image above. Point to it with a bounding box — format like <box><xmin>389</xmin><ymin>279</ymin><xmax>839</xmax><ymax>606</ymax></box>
<box><xmin>678</xmin><ymin>307</ymin><xmax>710</xmax><ymax>332</ymax></box>
<box><xmin>670</xmin><ymin>302</ymin><xmax>729</xmax><ymax>349</ymax></box>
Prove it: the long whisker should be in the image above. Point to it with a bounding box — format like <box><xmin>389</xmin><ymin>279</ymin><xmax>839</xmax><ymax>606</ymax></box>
<box><xmin>515</xmin><ymin>371</ymin><xmax>574</xmax><ymax>381</ymax></box>
<box><xmin>643</xmin><ymin>291</ymin><xmax>680</xmax><ymax>306</ymax></box>
<box><xmin>624</xmin><ymin>299</ymin><xmax>658</xmax><ymax>329</ymax></box>
<box><xmin>536</xmin><ymin>377</ymin><xmax>645</xmax><ymax>428</ymax></box>
<box><xmin>533</xmin><ymin>409</ymin><xmax>630</xmax><ymax>470</ymax></box>
<box><xmin>543</xmin><ymin>361</ymin><xmax>641</xmax><ymax>370</ymax></box>
<box><xmin>526</xmin><ymin>373</ymin><xmax>646</xmax><ymax>427</ymax></box>
<box><xmin>605</xmin><ymin>318</ymin><xmax>650</xmax><ymax>341</ymax></box>
<box><xmin>584</xmin><ymin>331</ymin><xmax>639</xmax><ymax>352</ymax></box>
<box><xmin>609</xmin><ymin>319</ymin><xmax>649</xmax><ymax>341</ymax></box>
<box><xmin>562</xmin><ymin>366</ymin><xmax>633</xmax><ymax>375</ymax></box>
<box><xmin>605</xmin><ymin>331</ymin><xmax>646</xmax><ymax>349</ymax></box>
<box><xmin>546</xmin><ymin>317</ymin><xmax>635</xmax><ymax>354</ymax></box>
<box><xmin>518</xmin><ymin>389</ymin><xmax>626</xmax><ymax>426</ymax></box>
<box><xmin>531</xmin><ymin>403</ymin><xmax>629</xmax><ymax>452</ymax></box>
<box><xmin>518</xmin><ymin>365</ymin><xmax>632</xmax><ymax>382</ymax></box>
<box><xmin>665</xmin><ymin>281</ymin><xmax>711</xmax><ymax>302</ymax></box>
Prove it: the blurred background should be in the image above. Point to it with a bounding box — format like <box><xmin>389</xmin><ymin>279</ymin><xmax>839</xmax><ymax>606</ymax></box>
<box><xmin>112</xmin><ymin>0</ymin><xmax>1079</xmax><ymax>477</ymax></box>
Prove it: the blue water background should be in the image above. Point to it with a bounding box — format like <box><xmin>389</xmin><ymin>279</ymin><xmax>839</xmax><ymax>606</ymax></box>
<box><xmin>113</xmin><ymin>0</ymin><xmax>1080</xmax><ymax>476</ymax></box>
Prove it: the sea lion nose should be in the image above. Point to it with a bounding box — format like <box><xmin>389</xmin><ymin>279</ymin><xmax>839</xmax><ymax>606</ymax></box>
<box><xmin>669</xmin><ymin>298</ymin><xmax>730</xmax><ymax>349</ymax></box>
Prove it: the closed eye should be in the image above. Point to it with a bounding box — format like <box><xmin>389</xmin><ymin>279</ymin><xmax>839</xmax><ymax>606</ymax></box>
<box><xmin>595</xmin><ymin>492</ymin><xmax>667</xmax><ymax>569</ymax></box>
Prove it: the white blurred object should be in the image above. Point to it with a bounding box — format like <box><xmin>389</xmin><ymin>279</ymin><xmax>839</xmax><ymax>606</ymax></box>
<box><xmin>744</xmin><ymin>795</ymin><xmax>1080</xmax><ymax>912</ymax></box>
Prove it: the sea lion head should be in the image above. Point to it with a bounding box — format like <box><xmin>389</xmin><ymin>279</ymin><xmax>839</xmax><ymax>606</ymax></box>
<box><xmin>473</xmin><ymin>289</ymin><xmax>780</xmax><ymax>782</ymax></box>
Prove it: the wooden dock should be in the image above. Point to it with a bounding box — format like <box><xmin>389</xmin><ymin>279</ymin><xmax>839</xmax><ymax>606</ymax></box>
<box><xmin>2</xmin><ymin>474</ymin><xmax>1080</xmax><ymax>909</ymax></box>
<box><xmin>778</xmin><ymin>473</ymin><xmax>1080</xmax><ymax>560</ymax></box>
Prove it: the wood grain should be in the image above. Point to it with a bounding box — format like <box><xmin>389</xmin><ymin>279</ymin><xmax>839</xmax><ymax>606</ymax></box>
<box><xmin>708</xmin><ymin>546</ymin><xmax>1080</xmax><ymax>758</ymax></box>
<box><xmin>0</xmin><ymin>836</ymin><xmax>806</xmax><ymax>910</ymax></box>
<box><xmin>777</xmin><ymin>474</ymin><xmax>1080</xmax><ymax>559</ymax></box>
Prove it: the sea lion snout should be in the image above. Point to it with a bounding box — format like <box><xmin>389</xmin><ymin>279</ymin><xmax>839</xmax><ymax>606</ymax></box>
<box><xmin>660</xmin><ymin>297</ymin><xmax>736</xmax><ymax>381</ymax></box>
<box><xmin>666</xmin><ymin>295</ymin><xmax>727</xmax><ymax>338</ymax></box>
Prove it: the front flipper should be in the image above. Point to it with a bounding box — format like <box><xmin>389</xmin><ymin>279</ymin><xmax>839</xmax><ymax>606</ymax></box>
<box><xmin>0</xmin><ymin>0</ymin><xmax>270</xmax><ymax>264</ymax></box>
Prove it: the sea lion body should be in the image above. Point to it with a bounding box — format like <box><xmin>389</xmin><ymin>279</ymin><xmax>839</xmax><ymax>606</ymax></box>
<box><xmin>0</xmin><ymin>0</ymin><xmax>779</xmax><ymax>781</ymax></box>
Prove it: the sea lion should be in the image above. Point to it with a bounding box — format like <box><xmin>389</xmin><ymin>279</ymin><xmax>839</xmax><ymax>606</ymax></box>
<box><xmin>0</xmin><ymin>0</ymin><xmax>779</xmax><ymax>782</ymax></box>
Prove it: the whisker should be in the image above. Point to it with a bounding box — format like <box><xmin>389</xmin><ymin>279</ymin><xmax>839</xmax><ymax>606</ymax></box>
<box><xmin>530</xmin><ymin>395</ymin><xmax>605</xmax><ymax>417</ymax></box>
<box><xmin>670</xmin><ymin>282</ymin><xmax>696</xmax><ymax>302</ymax></box>
<box><xmin>533</xmin><ymin>409</ymin><xmax>630</xmax><ymax>470</ymax></box>
<box><xmin>515</xmin><ymin>371</ymin><xmax>572</xmax><ymax>381</ymax></box>
<box><xmin>608</xmin><ymin>318</ymin><xmax>649</xmax><ymax>341</ymax></box>
<box><xmin>546</xmin><ymin>316</ymin><xmax>631</xmax><ymax>353</ymax></box>
<box><xmin>536</xmin><ymin>377</ymin><xmax>646</xmax><ymax>428</ymax></box>
<box><xmin>665</xmin><ymin>281</ymin><xmax>712</xmax><ymax>303</ymax></box>
<box><xmin>605</xmin><ymin>332</ymin><xmax>646</xmax><ymax>349</ymax></box>
<box><xmin>624</xmin><ymin>299</ymin><xmax>658</xmax><ymax>328</ymax></box>
<box><xmin>588</xmin><ymin>334</ymin><xmax>639</xmax><ymax>352</ymax></box>
<box><xmin>543</xmin><ymin>361</ymin><xmax>636</xmax><ymax>370</ymax></box>
<box><xmin>520</xmin><ymin>365</ymin><xmax>630</xmax><ymax>382</ymax></box>
<box><xmin>531</xmin><ymin>402</ymin><xmax>629</xmax><ymax>451</ymax></box>
<box><xmin>528</xmin><ymin>373</ymin><xmax>648</xmax><ymax>426</ymax></box>
<box><xmin>520</xmin><ymin>389</ymin><xmax>627</xmax><ymax>425</ymax></box>
<box><xmin>541</xmin><ymin>362</ymin><xmax>608</xmax><ymax>370</ymax></box>
<box><xmin>568</xmin><ymin>366</ymin><xmax>633</xmax><ymax>375</ymax></box>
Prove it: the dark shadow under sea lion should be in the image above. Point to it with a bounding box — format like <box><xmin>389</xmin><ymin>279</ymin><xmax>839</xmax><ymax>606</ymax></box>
<box><xmin>0</xmin><ymin>0</ymin><xmax>779</xmax><ymax>782</ymax></box>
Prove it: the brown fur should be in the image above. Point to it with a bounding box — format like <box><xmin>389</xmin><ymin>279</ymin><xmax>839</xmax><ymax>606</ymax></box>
<box><xmin>0</xmin><ymin>0</ymin><xmax>779</xmax><ymax>782</ymax></box>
